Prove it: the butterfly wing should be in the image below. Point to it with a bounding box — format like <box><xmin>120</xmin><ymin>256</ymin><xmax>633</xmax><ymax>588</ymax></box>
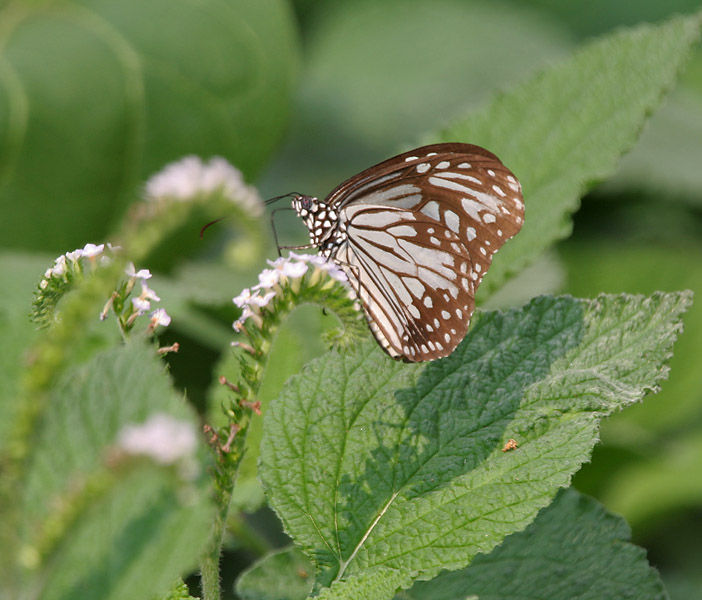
<box><xmin>335</xmin><ymin>205</ymin><xmax>475</xmax><ymax>361</ymax></box>
<box><xmin>327</xmin><ymin>143</ymin><xmax>524</xmax><ymax>361</ymax></box>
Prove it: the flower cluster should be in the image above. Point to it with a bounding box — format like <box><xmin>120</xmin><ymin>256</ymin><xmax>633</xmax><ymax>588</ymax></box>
<box><xmin>232</xmin><ymin>252</ymin><xmax>354</xmax><ymax>332</ymax></box>
<box><xmin>144</xmin><ymin>155</ymin><xmax>263</xmax><ymax>217</ymax></box>
<box><xmin>33</xmin><ymin>243</ymin><xmax>170</xmax><ymax>334</ymax></box>
<box><xmin>39</xmin><ymin>243</ymin><xmax>115</xmax><ymax>289</ymax></box>
<box><xmin>116</xmin><ymin>263</ymin><xmax>172</xmax><ymax>331</ymax></box>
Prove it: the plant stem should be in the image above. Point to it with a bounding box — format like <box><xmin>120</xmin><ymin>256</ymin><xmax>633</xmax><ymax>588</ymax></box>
<box><xmin>200</xmin><ymin>485</ymin><xmax>233</xmax><ymax>600</ymax></box>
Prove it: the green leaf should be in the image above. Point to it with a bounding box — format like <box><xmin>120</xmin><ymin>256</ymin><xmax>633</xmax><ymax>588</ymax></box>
<box><xmin>430</xmin><ymin>12</ymin><xmax>702</xmax><ymax>295</ymax></box>
<box><xmin>157</xmin><ymin>579</ymin><xmax>199</xmax><ymax>600</ymax></box>
<box><xmin>598</xmin><ymin>431</ymin><xmax>702</xmax><ymax>530</ymax></box>
<box><xmin>0</xmin><ymin>0</ymin><xmax>299</xmax><ymax>252</ymax></box>
<box><xmin>521</xmin><ymin>0</ymin><xmax>701</xmax><ymax>38</ymax></box>
<box><xmin>14</xmin><ymin>341</ymin><xmax>215</xmax><ymax>600</ymax></box>
<box><xmin>402</xmin><ymin>488</ymin><xmax>667</xmax><ymax>600</ymax></box>
<box><xmin>260</xmin><ymin>292</ymin><xmax>689</xmax><ymax>597</ymax></box>
<box><xmin>0</xmin><ymin>251</ymin><xmax>49</xmax><ymax>448</ymax></box>
<box><xmin>604</xmin><ymin>88</ymin><xmax>702</xmax><ymax>202</ymax></box>
<box><xmin>261</xmin><ymin>0</ymin><xmax>572</xmax><ymax>200</ymax></box>
<box><xmin>236</xmin><ymin>547</ymin><xmax>314</xmax><ymax>600</ymax></box>
<box><xmin>235</xmin><ymin>489</ymin><xmax>668</xmax><ymax>600</ymax></box>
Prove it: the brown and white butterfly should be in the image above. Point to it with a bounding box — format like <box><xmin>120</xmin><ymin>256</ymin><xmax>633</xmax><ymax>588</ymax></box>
<box><xmin>281</xmin><ymin>143</ymin><xmax>524</xmax><ymax>362</ymax></box>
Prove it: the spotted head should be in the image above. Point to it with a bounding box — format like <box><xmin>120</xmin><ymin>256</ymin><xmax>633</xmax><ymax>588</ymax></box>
<box><xmin>290</xmin><ymin>193</ymin><xmax>339</xmax><ymax>249</ymax></box>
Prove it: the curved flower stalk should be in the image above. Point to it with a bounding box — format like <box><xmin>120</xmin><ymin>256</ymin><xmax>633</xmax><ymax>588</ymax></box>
<box><xmin>213</xmin><ymin>252</ymin><xmax>366</xmax><ymax>476</ymax></box>
<box><xmin>14</xmin><ymin>249</ymin><xmax>172</xmax><ymax>486</ymax></box>
<box><xmin>32</xmin><ymin>246</ymin><xmax>171</xmax><ymax>339</ymax></box>
<box><xmin>31</xmin><ymin>243</ymin><xmax>118</xmax><ymax>328</ymax></box>
<box><xmin>200</xmin><ymin>252</ymin><xmax>367</xmax><ymax>598</ymax></box>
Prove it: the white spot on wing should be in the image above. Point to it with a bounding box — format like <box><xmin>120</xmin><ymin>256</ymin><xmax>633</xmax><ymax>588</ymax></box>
<box><xmin>416</xmin><ymin>163</ymin><xmax>431</xmax><ymax>173</ymax></box>
<box><xmin>402</xmin><ymin>276</ymin><xmax>425</xmax><ymax>299</ymax></box>
<box><xmin>421</xmin><ymin>201</ymin><xmax>440</xmax><ymax>221</ymax></box>
<box><xmin>444</xmin><ymin>210</ymin><xmax>460</xmax><ymax>233</ymax></box>
<box><xmin>388</xmin><ymin>225</ymin><xmax>418</xmax><ymax>237</ymax></box>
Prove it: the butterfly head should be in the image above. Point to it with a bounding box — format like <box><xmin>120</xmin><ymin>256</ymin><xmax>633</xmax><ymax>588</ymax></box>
<box><xmin>291</xmin><ymin>194</ymin><xmax>339</xmax><ymax>250</ymax></box>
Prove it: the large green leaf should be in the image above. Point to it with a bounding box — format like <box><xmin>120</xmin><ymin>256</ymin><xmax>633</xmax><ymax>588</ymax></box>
<box><xmin>402</xmin><ymin>488</ymin><xmax>666</xmax><ymax>600</ymax></box>
<box><xmin>236</xmin><ymin>489</ymin><xmax>667</xmax><ymax>600</ymax></box>
<box><xmin>13</xmin><ymin>341</ymin><xmax>215</xmax><ymax>600</ymax></box>
<box><xmin>431</xmin><ymin>12</ymin><xmax>701</xmax><ymax>296</ymax></box>
<box><xmin>261</xmin><ymin>0</ymin><xmax>572</xmax><ymax>203</ymax></box>
<box><xmin>260</xmin><ymin>292</ymin><xmax>689</xmax><ymax>599</ymax></box>
<box><xmin>0</xmin><ymin>0</ymin><xmax>299</xmax><ymax>252</ymax></box>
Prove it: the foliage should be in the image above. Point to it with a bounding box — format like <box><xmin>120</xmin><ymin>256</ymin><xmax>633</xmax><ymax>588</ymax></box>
<box><xmin>0</xmin><ymin>0</ymin><xmax>298</xmax><ymax>252</ymax></box>
<box><xmin>0</xmin><ymin>2</ymin><xmax>700</xmax><ymax>600</ymax></box>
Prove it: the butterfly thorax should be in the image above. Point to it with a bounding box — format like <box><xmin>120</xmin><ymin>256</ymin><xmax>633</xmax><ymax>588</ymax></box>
<box><xmin>291</xmin><ymin>194</ymin><xmax>347</xmax><ymax>257</ymax></box>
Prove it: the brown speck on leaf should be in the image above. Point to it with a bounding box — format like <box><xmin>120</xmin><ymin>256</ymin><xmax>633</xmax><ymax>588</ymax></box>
<box><xmin>502</xmin><ymin>438</ymin><xmax>518</xmax><ymax>452</ymax></box>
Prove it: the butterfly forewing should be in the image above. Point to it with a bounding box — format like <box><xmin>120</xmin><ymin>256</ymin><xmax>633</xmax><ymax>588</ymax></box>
<box><xmin>297</xmin><ymin>143</ymin><xmax>524</xmax><ymax>362</ymax></box>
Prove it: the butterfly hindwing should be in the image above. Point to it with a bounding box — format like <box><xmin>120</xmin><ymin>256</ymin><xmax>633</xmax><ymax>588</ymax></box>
<box><xmin>336</xmin><ymin>204</ymin><xmax>475</xmax><ymax>361</ymax></box>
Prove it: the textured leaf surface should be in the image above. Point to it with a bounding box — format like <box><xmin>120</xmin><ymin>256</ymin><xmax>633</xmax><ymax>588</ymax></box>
<box><xmin>260</xmin><ymin>292</ymin><xmax>689</xmax><ymax>596</ymax></box>
<box><xmin>236</xmin><ymin>489</ymin><xmax>668</xmax><ymax>600</ymax></box>
<box><xmin>17</xmin><ymin>342</ymin><xmax>215</xmax><ymax>600</ymax></box>
<box><xmin>0</xmin><ymin>0</ymin><xmax>298</xmax><ymax>251</ymax></box>
<box><xmin>430</xmin><ymin>13</ymin><xmax>701</xmax><ymax>295</ymax></box>
<box><xmin>403</xmin><ymin>488</ymin><xmax>667</xmax><ymax>600</ymax></box>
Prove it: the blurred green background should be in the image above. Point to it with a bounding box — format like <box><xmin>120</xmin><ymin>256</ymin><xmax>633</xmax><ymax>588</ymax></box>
<box><xmin>2</xmin><ymin>0</ymin><xmax>701</xmax><ymax>598</ymax></box>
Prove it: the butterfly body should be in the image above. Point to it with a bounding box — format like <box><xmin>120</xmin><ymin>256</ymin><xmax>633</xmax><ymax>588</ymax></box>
<box><xmin>290</xmin><ymin>143</ymin><xmax>524</xmax><ymax>362</ymax></box>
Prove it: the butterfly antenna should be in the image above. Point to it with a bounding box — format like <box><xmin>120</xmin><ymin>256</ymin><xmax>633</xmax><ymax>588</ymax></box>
<box><xmin>265</xmin><ymin>192</ymin><xmax>301</xmax><ymax>206</ymax></box>
<box><xmin>200</xmin><ymin>217</ymin><xmax>226</xmax><ymax>239</ymax></box>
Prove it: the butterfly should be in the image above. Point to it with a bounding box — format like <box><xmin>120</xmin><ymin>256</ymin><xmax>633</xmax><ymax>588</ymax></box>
<box><xmin>280</xmin><ymin>143</ymin><xmax>524</xmax><ymax>362</ymax></box>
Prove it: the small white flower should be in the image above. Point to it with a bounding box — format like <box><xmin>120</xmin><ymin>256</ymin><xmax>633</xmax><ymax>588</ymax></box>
<box><xmin>320</xmin><ymin>261</ymin><xmax>348</xmax><ymax>283</ymax></box>
<box><xmin>233</xmin><ymin>305</ymin><xmax>256</xmax><ymax>331</ymax></box>
<box><xmin>285</xmin><ymin>252</ymin><xmax>348</xmax><ymax>283</ymax></box>
<box><xmin>82</xmin><ymin>243</ymin><xmax>105</xmax><ymax>258</ymax></box>
<box><xmin>65</xmin><ymin>249</ymin><xmax>83</xmax><ymax>263</ymax></box>
<box><xmin>250</xmin><ymin>291</ymin><xmax>276</xmax><ymax>307</ymax></box>
<box><xmin>132</xmin><ymin>296</ymin><xmax>151</xmax><ymax>314</ymax></box>
<box><xmin>233</xmin><ymin>287</ymin><xmax>256</xmax><ymax>308</ymax></box>
<box><xmin>39</xmin><ymin>279</ymin><xmax>48</xmax><ymax>290</ymax></box>
<box><xmin>139</xmin><ymin>282</ymin><xmax>161</xmax><ymax>302</ymax></box>
<box><xmin>150</xmin><ymin>308</ymin><xmax>171</xmax><ymax>327</ymax></box>
<box><xmin>125</xmin><ymin>262</ymin><xmax>152</xmax><ymax>280</ymax></box>
<box><xmin>267</xmin><ymin>256</ymin><xmax>309</xmax><ymax>280</ymax></box>
<box><xmin>117</xmin><ymin>414</ymin><xmax>197</xmax><ymax>466</ymax></box>
<box><xmin>52</xmin><ymin>256</ymin><xmax>67</xmax><ymax>277</ymax></box>
<box><xmin>256</xmin><ymin>268</ymin><xmax>280</xmax><ymax>289</ymax></box>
